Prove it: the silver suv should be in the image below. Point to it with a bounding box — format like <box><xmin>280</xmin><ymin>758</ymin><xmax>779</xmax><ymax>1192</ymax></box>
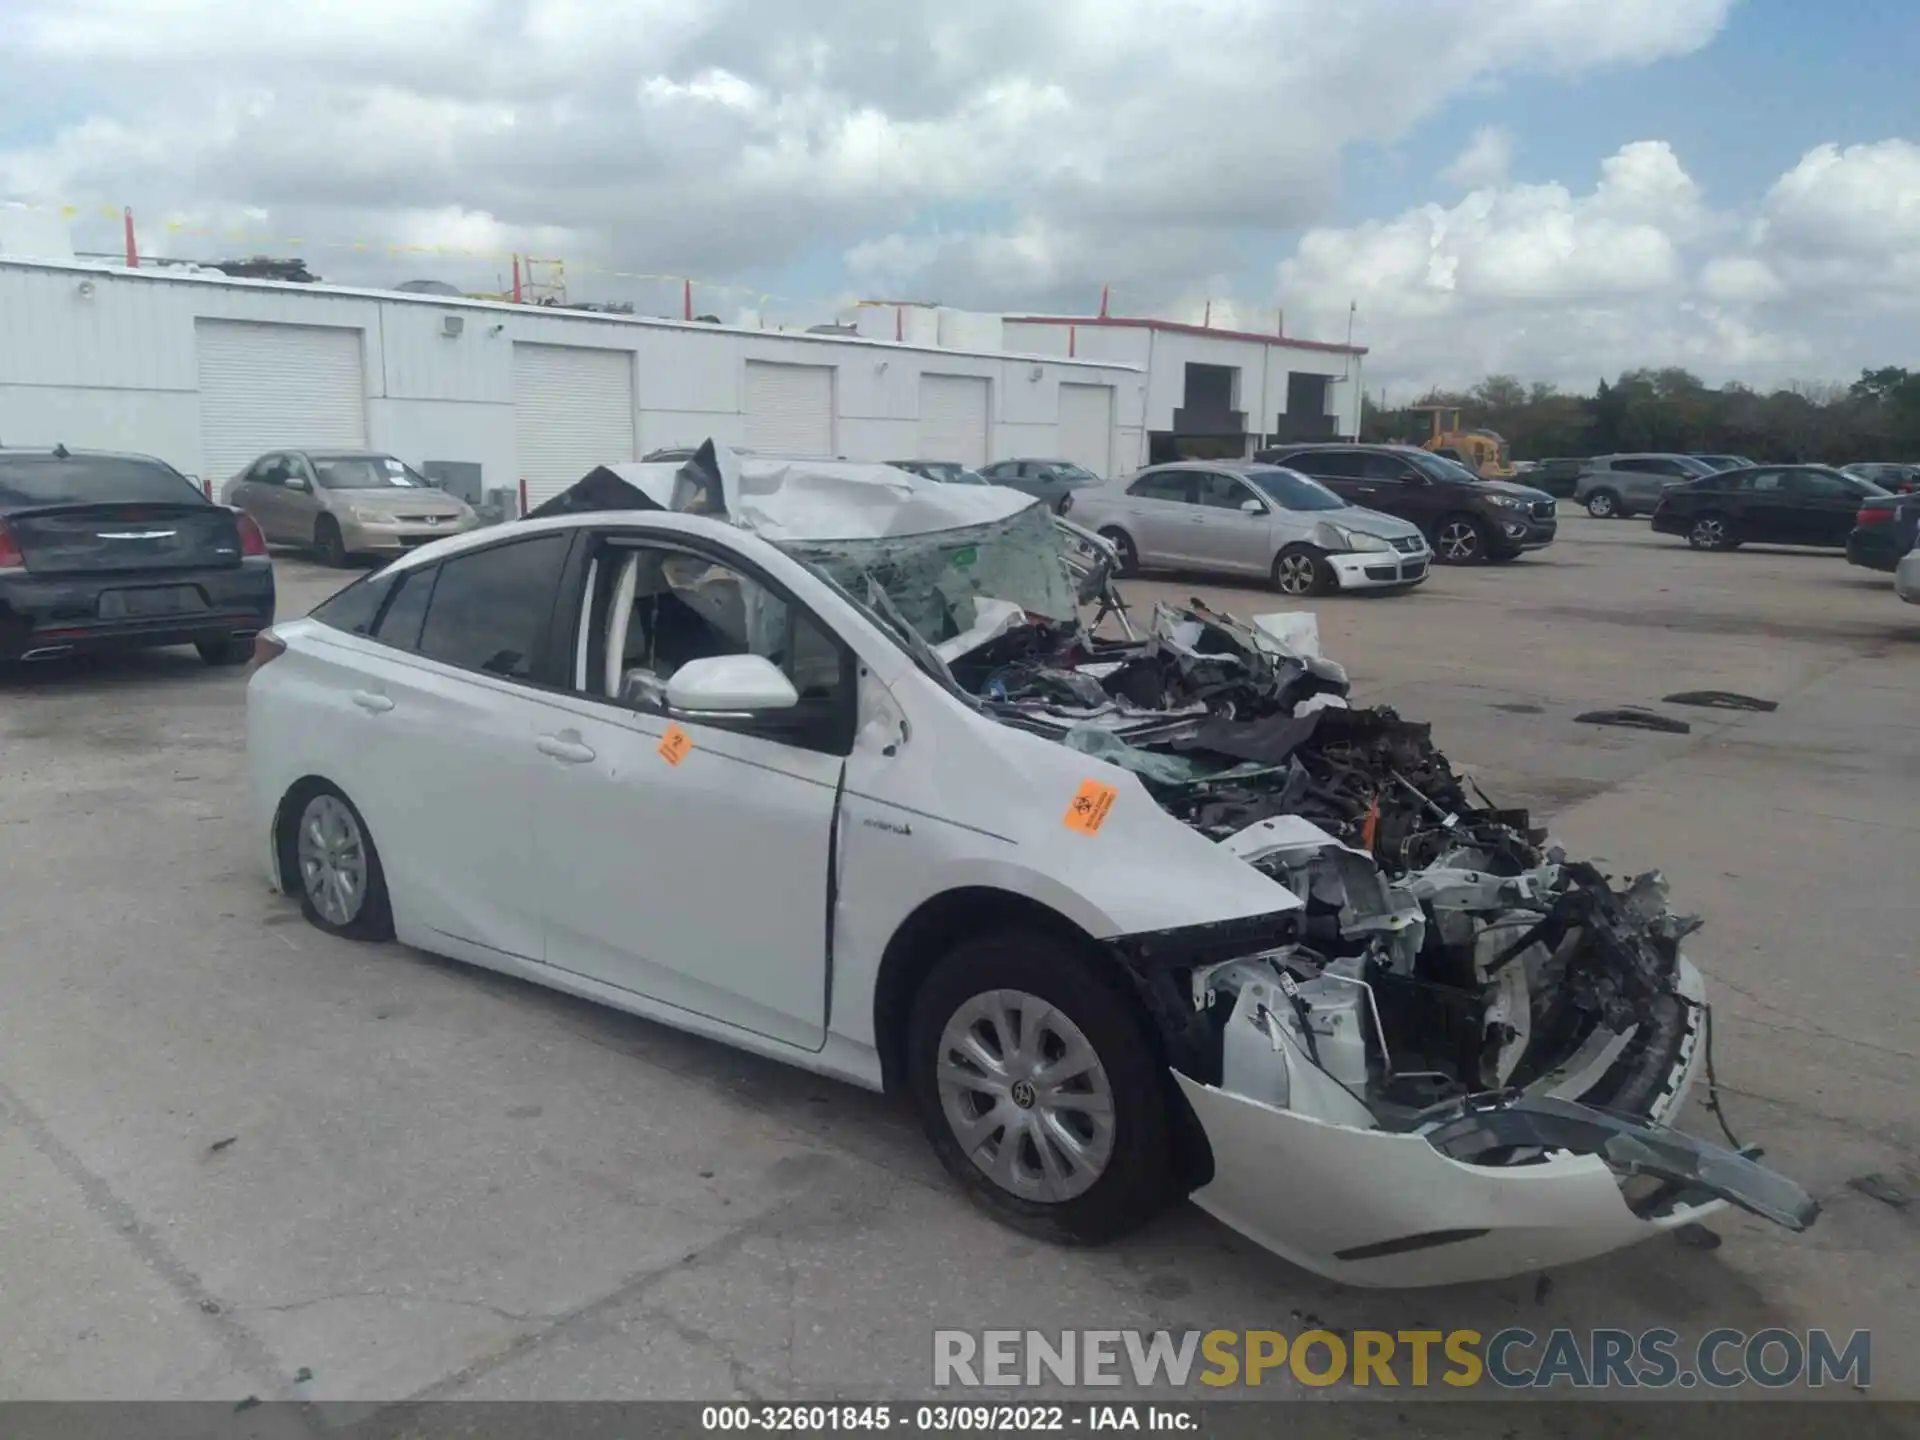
<box><xmin>1575</xmin><ymin>454</ymin><xmax>1717</xmax><ymax>519</ymax></box>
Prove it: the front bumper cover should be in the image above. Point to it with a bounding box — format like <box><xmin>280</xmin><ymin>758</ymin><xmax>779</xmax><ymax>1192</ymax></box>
<box><xmin>1326</xmin><ymin>549</ymin><xmax>1431</xmax><ymax>590</ymax></box>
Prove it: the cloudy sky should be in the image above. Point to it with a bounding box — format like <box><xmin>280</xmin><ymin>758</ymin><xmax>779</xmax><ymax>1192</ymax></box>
<box><xmin>2</xmin><ymin>0</ymin><xmax>1915</xmax><ymax>394</ymax></box>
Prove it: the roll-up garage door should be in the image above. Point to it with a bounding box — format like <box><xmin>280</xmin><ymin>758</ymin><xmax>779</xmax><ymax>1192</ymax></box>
<box><xmin>916</xmin><ymin>374</ymin><xmax>990</xmax><ymax>467</ymax></box>
<box><xmin>745</xmin><ymin>362</ymin><xmax>835</xmax><ymax>456</ymax></box>
<box><xmin>513</xmin><ymin>343</ymin><xmax>637</xmax><ymax>508</ymax></box>
<box><xmin>197</xmin><ymin>321</ymin><xmax>367</xmax><ymax>485</ymax></box>
<box><xmin>1056</xmin><ymin>382</ymin><xmax>1115</xmax><ymax>479</ymax></box>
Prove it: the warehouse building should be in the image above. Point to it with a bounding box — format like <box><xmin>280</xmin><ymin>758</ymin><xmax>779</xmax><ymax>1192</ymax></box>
<box><xmin>0</xmin><ymin>258</ymin><xmax>1146</xmax><ymax>510</ymax></box>
<box><xmin>1000</xmin><ymin>314</ymin><xmax>1365</xmax><ymax>463</ymax></box>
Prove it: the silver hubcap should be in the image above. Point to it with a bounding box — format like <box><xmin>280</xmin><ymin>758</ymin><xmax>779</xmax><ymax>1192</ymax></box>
<box><xmin>1438</xmin><ymin>522</ymin><xmax>1479</xmax><ymax>560</ymax></box>
<box><xmin>298</xmin><ymin>794</ymin><xmax>367</xmax><ymax>926</ymax></box>
<box><xmin>1693</xmin><ymin>519</ymin><xmax>1723</xmax><ymax>547</ymax></box>
<box><xmin>936</xmin><ymin>989</ymin><xmax>1115</xmax><ymax>1203</ymax></box>
<box><xmin>1589</xmin><ymin>494</ymin><xmax>1614</xmax><ymax>517</ymax></box>
<box><xmin>1276</xmin><ymin>553</ymin><xmax>1317</xmax><ymax>593</ymax></box>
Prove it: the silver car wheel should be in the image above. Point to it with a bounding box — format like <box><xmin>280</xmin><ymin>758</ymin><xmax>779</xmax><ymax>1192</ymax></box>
<box><xmin>935</xmin><ymin>988</ymin><xmax>1116</xmax><ymax>1204</ymax></box>
<box><xmin>1586</xmin><ymin>491</ymin><xmax>1616</xmax><ymax>518</ymax></box>
<box><xmin>1437</xmin><ymin>519</ymin><xmax>1481</xmax><ymax>561</ymax></box>
<box><xmin>1690</xmin><ymin>517</ymin><xmax>1726</xmax><ymax>550</ymax></box>
<box><xmin>298</xmin><ymin>794</ymin><xmax>367</xmax><ymax>927</ymax></box>
<box><xmin>1275</xmin><ymin>552</ymin><xmax>1319</xmax><ymax>595</ymax></box>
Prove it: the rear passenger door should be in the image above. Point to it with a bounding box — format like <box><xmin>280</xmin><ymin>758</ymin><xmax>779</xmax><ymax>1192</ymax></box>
<box><xmin>316</xmin><ymin>533</ymin><xmax>576</xmax><ymax>962</ymax></box>
<box><xmin>1286</xmin><ymin>449</ymin><xmax>1367</xmax><ymax>505</ymax></box>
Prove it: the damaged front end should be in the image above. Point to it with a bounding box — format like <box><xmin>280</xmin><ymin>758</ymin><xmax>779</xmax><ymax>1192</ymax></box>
<box><xmin>933</xmin><ymin>595</ymin><xmax>1818</xmax><ymax>1283</ymax></box>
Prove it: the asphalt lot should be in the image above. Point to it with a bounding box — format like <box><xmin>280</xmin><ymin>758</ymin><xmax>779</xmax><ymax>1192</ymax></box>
<box><xmin>2</xmin><ymin>515</ymin><xmax>1916</xmax><ymax>1416</ymax></box>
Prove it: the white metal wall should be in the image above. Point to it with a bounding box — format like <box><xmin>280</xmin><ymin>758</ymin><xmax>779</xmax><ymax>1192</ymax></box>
<box><xmin>745</xmin><ymin>362</ymin><xmax>835</xmax><ymax>455</ymax></box>
<box><xmin>196</xmin><ymin>321</ymin><xmax>367</xmax><ymax>483</ymax></box>
<box><xmin>512</xmin><ymin>343</ymin><xmax>636</xmax><ymax>507</ymax></box>
<box><xmin>1057</xmin><ymin>383</ymin><xmax>1115</xmax><ymax>477</ymax></box>
<box><xmin>916</xmin><ymin>374</ymin><xmax>990</xmax><ymax>466</ymax></box>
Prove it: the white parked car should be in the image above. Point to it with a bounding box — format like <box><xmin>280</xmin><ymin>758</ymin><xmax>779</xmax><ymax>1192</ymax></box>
<box><xmin>1070</xmin><ymin>461</ymin><xmax>1431</xmax><ymax>595</ymax></box>
<box><xmin>248</xmin><ymin>446</ymin><xmax>1812</xmax><ymax>1287</ymax></box>
<box><xmin>1898</xmin><ymin>537</ymin><xmax>1920</xmax><ymax>605</ymax></box>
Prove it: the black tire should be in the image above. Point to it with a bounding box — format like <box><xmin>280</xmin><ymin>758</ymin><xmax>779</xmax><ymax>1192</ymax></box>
<box><xmin>1098</xmin><ymin>527</ymin><xmax>1139</xmax><ymax>577</ymax></box>
<box><xmin>906</xmin><ymin>932</ymin><xmax>1178</xmax><ymax>1246</ymax></box>
<box><xmin>314</xmin><ymin>515</ymin><xmax>350</xmax><ymax>569</ymax></box>
<box><xmin>277</xmin><ymin>782</ymin><xmax>395</xmax><ymax>941</ymax></box>
<box><xmin>196</xmin><ymin>637</ymin><xmax>252</xmax><ymax>666</ymax></box>
<box><xmin>1271</xmin><ymin>544</ymin><xmax>1332</xmax><ymax>596</ymax></box>
<box><xmin>1585</xmin><ymin>489</ymin><xmax>1623</xmax><ymax>520</ymax></box>
<box><xmin>1687</xmin><ymin>513</ymin><xmax>1739</xmax><ymax>552</ymax></box>
<box><xmin>1432</xmin><ymin>512</ymin><xmax>1490</xmax><ymax>564</ymax></box>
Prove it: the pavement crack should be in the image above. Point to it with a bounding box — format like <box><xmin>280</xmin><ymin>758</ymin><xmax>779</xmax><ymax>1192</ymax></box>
<box><xmin>246</xmin><ymin>1290</ymin><xmax>548</xmax><ymax>1326</ymax></box>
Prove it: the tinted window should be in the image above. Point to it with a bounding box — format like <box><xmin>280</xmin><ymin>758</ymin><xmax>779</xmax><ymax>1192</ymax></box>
<box><xmin>375</xmin><ymin>565</ymin><xmax>437</xmax><ymax>650</ymax></box>
<box><xmin>0</xmin><ymin>455</ymin><xmax>207</xmax><ymax>508</ymax></box>
<box><xmin>1247</xmin><ymin>468</ymin><xmax>1346</xmax><ymax>511</ymax></box>
<box><xmin>1196</xmin><ymin>473</ymin><xmax>1259</xmax><ymax>510</ymax></box>
<box><xmin>1790</xmin><ymin>470</ymin><xmax>1869</xmax><ymax>499</ymax></box>
<box><xmin>1359</xmin><ymin>452</ymin><xmax>1416</xmax><ymax>482</ymax></box>
<box><xmin>1291</xmin><ymin>450</ymin><xmax>1365</xmax><ymax>479</ymax></box>
<box><xmin>416</xmin><ymin>534</ymin><xmax>570</xmax><ymax>679</ymax></box>
<box><xmin>1127</xmin><ymin>471</ymin><xmax>1193</xmax><ymax>503</ymax></box>
<box><xmin>311</xmin><ymin>571</ymin><xmax>398</xmax><ymax>636</ymax></box>
<box><xmin>1406</xmin><ymin>450</ymin><xmax>1476</xmax><ymax>482</ymax></box>
<box><xmin>1747</xmin><ymin>470</ymin><xmax>1787</xmax><ymax>493</ymax></box>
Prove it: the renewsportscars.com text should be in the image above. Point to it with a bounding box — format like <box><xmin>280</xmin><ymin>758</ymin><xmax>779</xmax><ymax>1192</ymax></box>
<box><xmin>933</xmin><ymin>1328</ymin><xmax>1871</xmax><ymax>1391</ymax></box>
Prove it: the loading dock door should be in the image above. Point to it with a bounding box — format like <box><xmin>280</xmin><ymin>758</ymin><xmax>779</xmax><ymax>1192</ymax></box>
<box><xmin>745</xmin><ymin>362</ymin><xmax>835</xmax><ymax>456</ymax></box>
<box><xmin>1057</xmin><ymin>382</ymin><xmax>1115</xmax><ymax>478</ymax></box>
<box><xmin>197</xmin><ymin>321</ymin><xmax>367</xmax><ymax>485</ymax></box>
<box><xmin>513</xmin><ymin>344</ymin><xmax>637</xmax><ymax>509</ymax></box>
<box><xmin>916</xmin><ymin>374</ymin><xmax>990</xmax><ymax>466</ymax></box>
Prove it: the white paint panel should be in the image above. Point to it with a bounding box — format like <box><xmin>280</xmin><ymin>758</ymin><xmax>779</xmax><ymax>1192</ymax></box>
<box><xmin>196</xmin><ymin>320</ymin><xmax>366</xmax><ymax>484</ymax></box>
<box><xmin>512</xmin><ymin>343</ymin><xmax>636</xmax><ymax>507</ymax></box>
<box><xmin>916</xmin><ymin>374</ymin><xmax>990</xmax><ymax>466</ymax></box>
<box><xmin>1057</xmin><ymin>382</ymin><xmax>1114</xmax><ymax>478</ymax></box>
<box><xmin>745</xmin><ymin>361</ymin><xmax>834</xmax><ymax>456</ymax></box>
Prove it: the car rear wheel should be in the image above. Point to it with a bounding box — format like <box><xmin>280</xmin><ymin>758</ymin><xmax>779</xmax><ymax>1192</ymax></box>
<box><xmin>279</xmin><ymin>784</ymin><xmax>394</xmax><ymax>940</ymax></box>
<box><xmin>1687</xmin><ymin>514</ymin><xmax>1739</xmax><ymax>551</ymax></box>
<box><xmin>314</xmin><ymin>515</ymin><xmax>350</xmax><ymax>568</ymax></box>
<box><xmin>1271</xmin><ymin>544</ymin><xmax>1331</xmax><ymax>596</ymax></box>
<box><xmin>1098</xmin><ymin>527</ymin><xmax>1139</xmax><ymax>577</ymax></box>
<box><xmin>1585</xmin><ymin>489</ymin><xmax>1622</xmax><ymax>519</ymax></box>
<box><xmin>907</xmin><ymin>932</ymin><xmax>1178</xmax><ymax>1245</ymax></box>
<box><xmin>196</xmin><ymin>637</ymin><xmax>252</xmax><ymax>666</ymax></box>
<box><xmin>1433</xmin><ymin>513</ymin><xmax>1488</xmax><ymax>564</ymax></box>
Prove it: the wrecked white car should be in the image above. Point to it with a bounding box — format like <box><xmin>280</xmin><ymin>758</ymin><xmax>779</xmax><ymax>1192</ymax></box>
<box><xmin>247</xmin><ymin>443</ymin><xmax>1815</xmax><ymax>1288</ymax></box>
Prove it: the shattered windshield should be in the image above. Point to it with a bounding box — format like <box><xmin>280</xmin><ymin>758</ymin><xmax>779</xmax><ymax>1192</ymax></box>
<box><xmin>777</xmin><ymin>502</ymin><xmax>1081</xmax><ymax>651</ymax></box>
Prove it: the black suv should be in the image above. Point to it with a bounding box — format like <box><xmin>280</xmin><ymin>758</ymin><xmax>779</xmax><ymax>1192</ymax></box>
<box><xmin>1255</xmin><ymin>444</ymin><xmax>1558</xmax><ymax>563</ymax></box>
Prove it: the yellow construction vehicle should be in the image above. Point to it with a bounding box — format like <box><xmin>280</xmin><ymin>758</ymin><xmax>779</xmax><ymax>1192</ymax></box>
<box><xmin>1410</xmin><ymin>406</ymin><xmax>1515</xmax><ymax>478</ymax></box>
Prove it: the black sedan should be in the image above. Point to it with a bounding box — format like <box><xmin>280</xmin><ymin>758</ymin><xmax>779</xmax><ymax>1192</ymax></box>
<box><xmin>1650</xmin><ymin>464</ymin><xmax>1889</xmax><ymax>552</ymax></box>
<box><xmin>0</xmin><ymin>447</ymin><xmax>275</xmax><ymax>664</ymax></box>
<box><xmin>1847</xmin><ymin>492</ymin><xmax>1920</xmax><ymax>573</ymax></box>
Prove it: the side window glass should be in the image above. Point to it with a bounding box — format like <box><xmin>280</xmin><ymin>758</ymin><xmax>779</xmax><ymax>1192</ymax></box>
<box><xmin>1305</xmin><ymin>451</ymin><xmax>1363</xmax><ymax>479</ymax></box>
<box><xmin>1128</xmin><ymin>471</ymin><xmax>1192</xmax><ymax>504</ymax></box>
<box><xmin>374</xmin><ymin>565</ymin><xmax>438</xmax><ymax>651</ymax></box>
<box><xmin>415</xmin><ymin>534</ymin><xmax>569</xmax><ymax>680</ymax></box>
<box><xmin>1360</xmin><ymin>453</ymin><xmax>1411</xmax><ymax>482</ymax></box>
<box><xmin>1196</xmin><ymin>473</ymin><xmax>1256</xmax><ymax>510</ymax></box>
<box><xmin>591</xmin><ymin>545</ymin><xmax>852</xmax><ymax>753</ymax></box>
<box><xmin>259</xmin><ymin>457</ymin><xmax>287</xmax><ymax>485</ymax></box>
<box><xmin>1749</xmin><ymin>471</ymin><xmax>1784</xmax><ymax>493</ymax></box>
<box><xmin>310</xmin><ymin>571</ymin><xmax>397</xmax><ymax>636</ymax></box>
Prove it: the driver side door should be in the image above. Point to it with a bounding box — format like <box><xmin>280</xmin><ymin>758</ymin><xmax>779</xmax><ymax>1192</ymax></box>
<box><xmin>529</xmin><ymin>530</ymin><xmax>852</xmax><ymax>1051</ymax></box>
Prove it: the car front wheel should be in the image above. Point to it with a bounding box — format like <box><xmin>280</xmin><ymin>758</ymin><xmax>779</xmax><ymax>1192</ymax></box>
<box><xmin>314</xmin><ymin>515</ymin><xmax>351</xmax><ymax>569</ymax></box>
<box><xmin>1271</xmin><ymin>544</ymin><xmax>1331</xmax><ymax>596</ymax></box>
<box><xmin>907</xmin><ymin>932</ymin><xmax>1177</xmax><ymax>1245</ymax></box>
<box><xmin>1687</xmin><ymin>513</ymin><xmax>1739</xmax><ymax>551</ymax></box>
<box><xmin>1585</xmin><ymin>489</ymin><xmax>1622</xmax><ymax>519</ymax></box>
<box><xmin>1433</xmin><ymin>514</ymin><xmax>1488</xmax><ymax>564</ymax></box>
<box><xmin>1098</xmin><ymin>528</ymin><xmax>1139</xmax><ymax>577</ymax></box>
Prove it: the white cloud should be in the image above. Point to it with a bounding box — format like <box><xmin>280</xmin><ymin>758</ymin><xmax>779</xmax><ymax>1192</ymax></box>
<box><xmin>1276</xmin><ymin>139</ymin><xmax>1920</xmax><ymax>393</ymax></box>
<box><xmin>1</xmin><ymin>0</ymin><xmax>1732</xmax><ymax>310</ymax></box>
<box><xmin>1440</xmin><ymin>126</ymin><xmax>1514</xmax><ymax>190</ymax></box>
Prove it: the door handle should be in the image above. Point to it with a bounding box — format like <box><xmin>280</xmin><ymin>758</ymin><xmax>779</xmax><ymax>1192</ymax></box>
<box><xmin>536</xmin><ymin>733</ymin><xmax>597</xmax><ymax>764</ymax></box>
<box><xmin>350</xmin><ymin>690</ymin><xmax>394</xmax><ymax>713</ymax></box>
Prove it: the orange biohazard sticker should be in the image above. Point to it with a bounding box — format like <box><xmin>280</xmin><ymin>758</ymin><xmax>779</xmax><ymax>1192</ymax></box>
<box><xmin>657</xmin><ymin>725</ymin><xmax>693</xmax><ymax>767</ymax></box>
<box><xmin>1063</xmin><ymin>779</ymin><xmax>1118</xmax><ymax>835</ymax></box>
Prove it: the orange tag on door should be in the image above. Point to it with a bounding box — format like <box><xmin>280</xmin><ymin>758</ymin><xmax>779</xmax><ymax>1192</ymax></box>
<box><xmin>657</xmin><ymin>725</ymin><xmax>693</xmax><ymax>767</ymax></box>
<box><xmin>1063</xmin><ymin>779</ymin><xmax>1118</xmax><ymax>835</ymax></box>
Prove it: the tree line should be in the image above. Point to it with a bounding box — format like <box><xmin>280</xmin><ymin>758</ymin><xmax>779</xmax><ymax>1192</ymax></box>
<box><xmin>1363</xmin><ymin>366</ymin><xmax>1920</xmax><ymax>463</ymax></box>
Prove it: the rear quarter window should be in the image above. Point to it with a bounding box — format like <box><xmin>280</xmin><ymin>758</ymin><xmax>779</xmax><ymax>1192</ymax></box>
<box><xmin>310</xmin><ymin>571</ymin><xmax>398</xmax><ymax>636</ymax></box>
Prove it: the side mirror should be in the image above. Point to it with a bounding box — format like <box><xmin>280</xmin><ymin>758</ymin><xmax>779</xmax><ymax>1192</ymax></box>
<box><xmin>1239</xmin><ymin>498</ymin><xmax>1266</xmax><ymax>515</ymax></box>
<box><xmin>666</xmin><ymin>654</ymin><xmax>798</xmax><ymax>715</ymax></box>
<box><xmin>287</xmin><ymin>477</ymin><xmax>311</xmax><ymax>493</ymax></box>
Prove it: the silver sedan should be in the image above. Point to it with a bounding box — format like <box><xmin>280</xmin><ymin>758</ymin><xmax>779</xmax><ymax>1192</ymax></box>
<box><xmin>1071</xmin><ymin>461</ymin><xmax>1433</xmax><ymax>595</ymax></box>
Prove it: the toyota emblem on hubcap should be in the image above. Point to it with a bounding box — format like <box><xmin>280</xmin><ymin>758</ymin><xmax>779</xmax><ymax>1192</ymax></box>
<box><xmin>1009</xmin><ymin>1079</ymin><xmax>1037</xmax><ymax>1109</ymax></box>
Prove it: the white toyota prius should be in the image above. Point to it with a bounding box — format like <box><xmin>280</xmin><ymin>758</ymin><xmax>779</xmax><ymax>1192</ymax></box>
<box><xmin>248</xmin><ymin>445</ymin><xmax>1813</xmax><ymax>1287</ymax></box>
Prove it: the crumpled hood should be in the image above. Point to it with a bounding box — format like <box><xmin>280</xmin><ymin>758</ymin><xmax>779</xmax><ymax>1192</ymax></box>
<box><xmin>1318</xmin><ymin>505</ymin><xmax>1425</xmax><ymax>542</ymax></box>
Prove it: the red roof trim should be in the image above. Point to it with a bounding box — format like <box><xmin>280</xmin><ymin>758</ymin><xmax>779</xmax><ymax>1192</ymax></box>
<box><xmin>1003</xmin><ymin>314</ymin><xmax>1367</xmax><ymax>356</ymax></box>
